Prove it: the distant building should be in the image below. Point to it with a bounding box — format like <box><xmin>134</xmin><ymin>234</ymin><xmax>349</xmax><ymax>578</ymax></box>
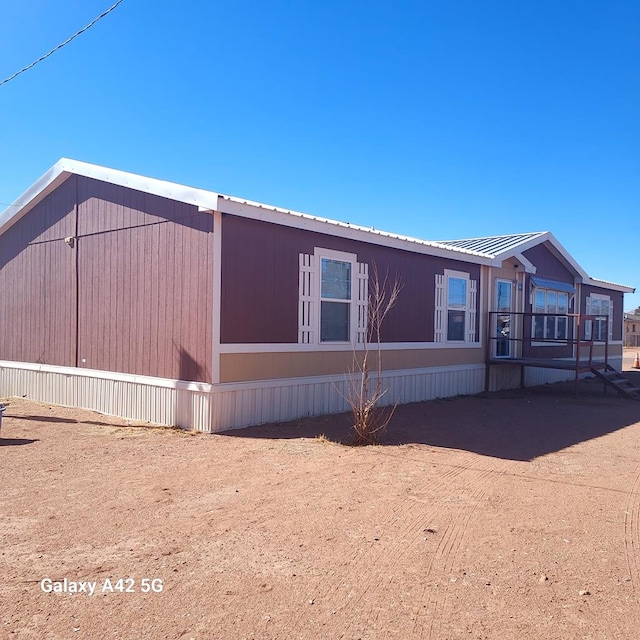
<box><xmin>624</xmin><ymin>313</ymin><xmax>640</xmax><ymax>348</ymax></box>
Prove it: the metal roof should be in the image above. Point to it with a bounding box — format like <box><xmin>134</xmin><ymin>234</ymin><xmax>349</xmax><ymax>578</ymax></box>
<box><xmin>0</xmin><ymin>159</ymin><xmax>634</xmax><ymax>293</ymax></box>
<box><xmin>434</xmin><ymin>232</ymin><xmax>548</xmax><ymax>257</ymax></box>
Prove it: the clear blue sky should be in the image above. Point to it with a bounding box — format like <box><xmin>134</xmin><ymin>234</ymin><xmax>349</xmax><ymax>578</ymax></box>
<box><xmin>1</xmin><ymin>0</ymin><xmax>639</xmax><ymax>310</ymax></box>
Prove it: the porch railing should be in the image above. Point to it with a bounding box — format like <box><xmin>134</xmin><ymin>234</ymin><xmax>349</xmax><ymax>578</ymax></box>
<box><xmin>486</xmin><ymin>312</ymin><xmax>610</xmax><ymax>391</ymax></box>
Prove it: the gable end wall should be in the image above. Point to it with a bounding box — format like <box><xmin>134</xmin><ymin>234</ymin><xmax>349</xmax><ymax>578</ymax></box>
<box><xmin>0</xmin><ymin>176</ymin><xmax>214</xmax><ymax>383</ymax></box>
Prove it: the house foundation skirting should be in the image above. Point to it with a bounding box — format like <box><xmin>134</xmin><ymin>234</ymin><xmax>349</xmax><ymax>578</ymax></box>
<box><xmin>0</xmin><ymin>358</ymin><xmax>624</xmax><ymax>432</ymax></box>
<box><xmin>0</xmin><ymin>360</ymin><xmax>486</xmax><ymax>432</ymax></box>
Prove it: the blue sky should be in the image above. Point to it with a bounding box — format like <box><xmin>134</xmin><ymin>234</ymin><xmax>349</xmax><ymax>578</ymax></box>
<box><xmin>1</xmin><ymin>0</ymin><xmax>639</xmax><ymax>310</ymax></box>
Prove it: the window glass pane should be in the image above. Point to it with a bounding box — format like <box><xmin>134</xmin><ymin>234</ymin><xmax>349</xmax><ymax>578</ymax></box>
<box><xmin>557</xmin><ymin>317</ymin><xmax>567</xmax><ymax>340</ymax></box>
<box><xmin>534</xmin><ymin>290</ymin><xmax>545</xmax><ymax>313</ymax></box>
<box><xmin>321</xmin><ymin>259</ymin><xmax>351</xmax><ymax>300</ymax></box>
<box><xmin>591</xmin><ymin>298</ymin><xmax>601</xmax><ymax>315</ymax></box>
<box><xmin>547</xmin><ymin>291</ymin><xmax>557</xmax><ymax>313</ymax></box>
<box><xmin>448</xmin><ymin>278</ymin><xmax>467</xmax><ymax>308</ymax></box>
<box><xmin>558</xmin><ymin>293</ymin><xmax>568</xmax><ymax>314</ymax></box>
<box><xmin>545</xmin><ymin>317</ymin><xmax>556</xmax><ymax>340</ymax></box>
<box><xmin>584</xmin><ymin>319</ymin><xmax>593</xmax><ymax>340</ymax></box>
<box><xmin>600</xmin><ymin>299</ymin><xmax>610</xmax><ymax>315</ymax></box>
<box><xmin>496</xmin><ymin>281</ymin><xmax>511</xmax><ymax>312</ymax></box>
<box><xmin>534</xmin><ymin>316</ymin><xmax>545</xmax><ymax>339</ymax></box>
<box><xmin>321</xmin><ymin>301</ymin><xmax>350</xmax><ymax>341</ymax></box>
<box><xmin>447</xmin><ymin>310</ymin><xmax>465</xmax><ymax>341</ymax></box>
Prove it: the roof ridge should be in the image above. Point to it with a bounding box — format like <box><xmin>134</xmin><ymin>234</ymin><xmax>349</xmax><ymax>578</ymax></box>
<box><xmin>436</xmin><ymin>230</ymin><xmax>547</xmax><ymax>243</ymax></box>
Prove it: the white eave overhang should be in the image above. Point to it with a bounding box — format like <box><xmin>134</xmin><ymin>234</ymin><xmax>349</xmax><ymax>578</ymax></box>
<box><xmin>216</xmin><ymin>194</ymin><xmax>494</xmax><ymax>265</ymax></box>
<box><xmin>0</xmin><ymin>158</ymin><xmax>221</xmax><ymax>236</ymax></box>
<box><xmin>584</xmin><ymin>277</ymin><xmax>635</xmax><ymax>294</ymax></box>
<box><xmin>0</xmin><ymin>159</ymin><xmax>495</xmax><ymax>267</ymax></box>
<box><xmin>1</xmin><ymin>159</ymin><xmax>635</xmax><ymax>291</ymax></box>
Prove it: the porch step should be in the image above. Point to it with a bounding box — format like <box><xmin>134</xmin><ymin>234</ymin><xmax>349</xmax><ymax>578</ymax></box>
<box><xmin>591</xmin><ymin>366</ymin><xmax>640</xmax><ymax>400</ymax></box>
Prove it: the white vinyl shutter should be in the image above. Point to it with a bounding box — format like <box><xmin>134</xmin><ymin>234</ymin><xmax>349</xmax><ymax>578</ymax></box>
<box><xmin>434</xmin><ymin>274</ymin><xmax>445</xmax><ymax>342</ymax></box>
<box><xmin>356</xmin><ymin>261</ymin><xmax>369</xmax><ymax>345</ymax></box>
<box><xmin>467</xmin><ymin>279</ymin><xmax>478</xmax><ymax>342</ymax></box>
<box><xmin>298</xmin><ymin>253</ymin><xmax>316</xmax><ymax>343</ymax></box>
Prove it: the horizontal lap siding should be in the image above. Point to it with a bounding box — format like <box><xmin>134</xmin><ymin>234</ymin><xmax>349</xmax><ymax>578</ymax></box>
<box><xmin>76</xmin><ymin>177</ymin><xmax>214</xmax><ymax>382</ymax></box>
<box><xmin>220</xmin><ymin>347</ymin><xmax>485</xmax><ymax>382</ymax></box>
<box><xmin>220</xmin><ymin>215</ymin><xmax>481</xmax><ymax>344</ymax></box>
<box><xmin>0</xmin><ymin>177</ymin><xmax>76</xmax><ymax>366</ymax></box>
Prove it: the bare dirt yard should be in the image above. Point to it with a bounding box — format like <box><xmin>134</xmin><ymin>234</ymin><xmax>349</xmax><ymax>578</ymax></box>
<box><xmin>2</xmin><ymin>355</ymin><xmax>640</xmax><ymax>639</ymax></box>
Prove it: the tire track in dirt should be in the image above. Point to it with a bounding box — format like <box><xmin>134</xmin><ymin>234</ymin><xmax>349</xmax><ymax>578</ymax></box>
<box><xmin>416</xmin><ymin>476</ymin><xmax>491</xmax><ymax>639</ymax></box>
<box><xmin>623</xmin><ymin>465</ymin><xmax>640</xmax><ymax>599</ymax></box>
<box><xmin>312</xmin><ymin>455</ymin><xmax>505</xmax><ymax>639</ymax></box>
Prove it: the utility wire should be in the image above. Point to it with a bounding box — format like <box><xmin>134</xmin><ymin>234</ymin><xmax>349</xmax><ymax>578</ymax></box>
<box><xmin>0</xmin><ymin>0</ymin><xmax>125</xmax><ymax>88</ymax></box>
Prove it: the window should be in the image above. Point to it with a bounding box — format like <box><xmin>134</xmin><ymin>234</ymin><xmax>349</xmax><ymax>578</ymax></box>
<box><xmin>320</xmin><ymin>258</ymin><xmax>351</xmax><ymax>342</ymax></box>
<box><xmin>532</xmin><ymin>288</ymin><xmax>569</xmax><ymax>342</ymax></box>
<box><xmin>298</xmin><ymin>249</ymin><xmax>368</xmax><ymax>345</ymax></box>
<box><xmin>585</xmin><ymin>294</ymin><xmax>612</xmax><ymax>342</ymax></box>
<box><xmin>434</xmin><ymin>270</ymin><xmax>478</xmax><ymax>343</ymax></box>
<box><xmin>447</xmin><ymin>277</ymin><xmax>467</xmax><ymax>341</ymax></box>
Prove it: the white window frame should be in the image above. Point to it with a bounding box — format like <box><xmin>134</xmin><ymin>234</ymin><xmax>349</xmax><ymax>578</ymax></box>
<box><xmin>585</xmin><ymin>293</ymin><xmax>612</xmax><ymax>342</ymax></box>
<box><xmin>298</xmin><ymin>248</ymin><xmax>368</xmax><ymax>346</ymax></box>
<box><xmin>435</xmin><ymin>269</ymin><xmax>478</xmax><ymax>344</ymax></box>
<box><xmin>531</xmin><ymin>288</ymin><xmax>571</xmax><ymax>345</ymax></box>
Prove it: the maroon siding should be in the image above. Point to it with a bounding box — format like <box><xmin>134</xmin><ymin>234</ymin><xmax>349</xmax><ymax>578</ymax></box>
<box><xmin>521</xmin><ymin>242</ymin><xmax>576</xmax><ymax>359</ymax></box>
<box><xmin>220</xmin><ymin>215</ymin><xmax>481</xmax><ymax>344</ymax></box>
<box><xmin>581</xmin><ymin>283</ymin><xmax>624</xmax><ymax>341</ymax></box>
<box><xmin>0</xmin><ymin>178</ymin><xmax>77</xmax><ymax>366</ymax></box>
<box><xmin>76</xmin><ymin>177</ymin><xmax>213</xmax><ymax>382</ymax></box>
<box><xmin>0</xmin><ymin>175</ymin><xmax>213</xmax><ymax>383</ymax></box>
<box><xmin>522</xmin><ymin>243</ymin><xmax>575</xmax><ymax>284</ymax></box>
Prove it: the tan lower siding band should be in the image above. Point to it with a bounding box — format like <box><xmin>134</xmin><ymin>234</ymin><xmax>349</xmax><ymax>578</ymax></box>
<box><xmin>220</xmin><ymin>347</ymin><xmax>485</xmax><ymax>383</ymax></box>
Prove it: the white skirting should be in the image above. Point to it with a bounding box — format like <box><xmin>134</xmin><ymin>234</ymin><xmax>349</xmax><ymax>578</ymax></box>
<box><xmin>0</xmin><ymin>360</ymin><xmax>486</xmax><ymax>433</ymax></box>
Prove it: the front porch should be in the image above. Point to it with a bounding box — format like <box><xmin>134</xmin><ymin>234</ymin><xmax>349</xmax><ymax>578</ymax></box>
<box><xmin>484</xmin><ymin>312</ymin><xmax>638</xmax><ymax>398</ymax></box>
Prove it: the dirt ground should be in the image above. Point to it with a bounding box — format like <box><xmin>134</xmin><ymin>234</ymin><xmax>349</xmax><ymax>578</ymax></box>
<box><xmin>2</xmin><ymin>352</ymin><xmax>640</xmax><ymax>639</ymax></box>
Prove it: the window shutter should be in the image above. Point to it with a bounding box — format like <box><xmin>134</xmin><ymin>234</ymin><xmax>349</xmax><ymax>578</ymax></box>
<box><xmin>434</xmin><ymin>274</ymin><xmax>445</xmax><ymax>342</ymax></box>
<box><xmin>356</xmin><ymin>261</ymin><xmax>369</xmax><ymax>344</ymax></box>
<box><xmin>609</xmin><ymin>303</ymin><xmax>613</xmax><ymax>341</ymax></box>
<box><xmin>467</xmin><ymin>279</ymin><xmax>478</xmax><ymax>342</ymax></box>
<box><xmin>584</xmin><ymin>296</ymin><xmax>592</xmax><ymax>340</ymax></box>
<box><xmin>298</xmin><ymin>253</ymin><xmax>316</xmax><ymax>343</ymax></box>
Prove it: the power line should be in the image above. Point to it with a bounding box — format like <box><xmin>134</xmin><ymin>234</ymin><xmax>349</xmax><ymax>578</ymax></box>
<box><xmin>0</xmin><ymin>0</ymin><xmax>125</xmax><ymax>88</ymax></box>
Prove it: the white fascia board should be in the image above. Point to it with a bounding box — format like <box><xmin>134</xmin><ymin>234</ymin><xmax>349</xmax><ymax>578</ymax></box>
<box><xmin>513</xmin><ymin>252</ymin><xmax>537</xmax><ymax>274</ymax></box>
<box><xmin>490</xmin><ymin>251</ymin><xmax>536</xmax><ymax>273</ymax></box>
<box><xmin>584</xmin><ymin>277</ymin><xmax>635</xmax><ymax>294</ymax></box>
<box><xmin>543</xmin><ymin>232</ymin><xmax>591</xmax><ymax>281</ymax></box>
<box><xmin>488</xmin><ymin>231</ymin><xmax>550</xmax><ymax>266</ymax></box>
<box><xmin>0</xmin><ymin>158</ymin><xmax>221</xmax><ymax>237</ymax></box>
<box><xmin>63</xmin><ymin>158</ymin><xmax>221</xmax><ymax>210</ymax></box>
<box><xmin>488</xmin><ymin>229</ymin><xmax>634</xmax><ymax>293</ymax></box>
<box><xmin>217</xmin><ymin>196</ymin><xmax>494</xmax><ymax>265</ymax></box>
<box><xmin>544</xmin><ymin>234</ymin><xmax>634</xmax><ymax>292</ymax></box>
<box><xmin>0</xmin><ymin>161</ymin><xmax>72</xmax><ymax>235</ymax></box>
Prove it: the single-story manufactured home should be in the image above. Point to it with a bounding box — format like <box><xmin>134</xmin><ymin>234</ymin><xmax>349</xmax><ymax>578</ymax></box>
<box><xmin>0</xmin><ymin>159</ymin><xmax>635</xmax><ymax>430</ymax></box>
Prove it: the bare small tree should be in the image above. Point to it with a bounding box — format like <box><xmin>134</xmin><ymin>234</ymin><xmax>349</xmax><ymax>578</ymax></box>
<box><xmin>345</xmin><ymin>266</ymin><xmax>402</xmax><ymax>445</ymax></box>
